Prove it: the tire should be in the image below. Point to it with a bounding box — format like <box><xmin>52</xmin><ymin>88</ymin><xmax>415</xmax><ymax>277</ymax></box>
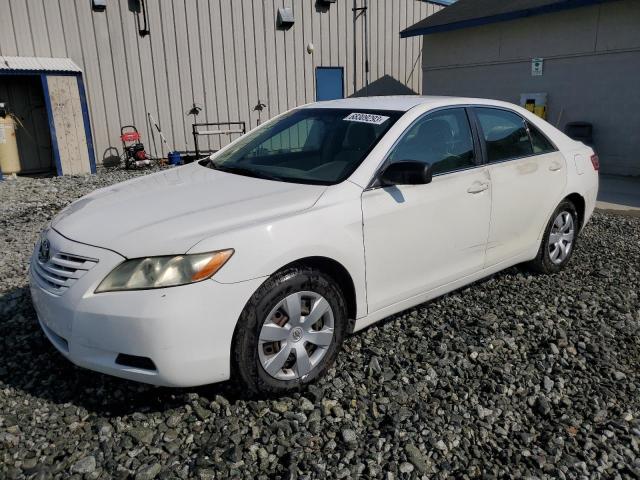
<box><xmin>527</xmin><ymin>200</ymin><xmax>579</xmax><ymax>274</ymax></box>
<box><xmin>232</xmin><ymin>266</ymin><xmax>347</xmax><ymax>395</ymax></box>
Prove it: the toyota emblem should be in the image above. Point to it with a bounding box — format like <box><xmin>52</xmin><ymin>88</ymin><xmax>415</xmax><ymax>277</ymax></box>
<box><xmin>39</xmin><ymin>238</ymin><xmax>51</xmax><ymax>262</ymax></box>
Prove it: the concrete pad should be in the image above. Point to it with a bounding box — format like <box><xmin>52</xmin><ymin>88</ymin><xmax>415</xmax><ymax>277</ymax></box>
<box><xmin>596</xmin><ymin>174</ymin><xmax>640</xmax><ymax>216</ymax></box>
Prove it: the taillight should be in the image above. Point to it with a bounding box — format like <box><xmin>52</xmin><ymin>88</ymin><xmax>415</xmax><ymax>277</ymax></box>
<box><xmin>590</xmin><ymin>154</ymin><xmax>600</xmax><ymax>171</ymax></box>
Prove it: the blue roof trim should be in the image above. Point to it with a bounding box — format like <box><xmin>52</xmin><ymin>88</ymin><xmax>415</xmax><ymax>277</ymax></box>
<box><xmin>76</xmin><ymin>75</ymin><xmax>97</xmax><ymax>174</ymax></box>
<box><xmin>401</xmin><ymin>0</ymin><xmax>612</xmax><ymax>38</ymax></box>
<box><xmin>0</xmin><ymin>70</ymin><xmax>78</xmax><ymax>77</ymax></box>
<box><xmin>424</xmin><ymin>0</ymin><xmax>457</xmax><ymax>6</ymax></box>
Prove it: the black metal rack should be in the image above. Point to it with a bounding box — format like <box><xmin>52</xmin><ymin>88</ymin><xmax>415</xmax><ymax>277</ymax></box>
<box><xmin>192</xmin><ymin>121</ymin><xmax>246</xmax><ymax>159</ymax></box>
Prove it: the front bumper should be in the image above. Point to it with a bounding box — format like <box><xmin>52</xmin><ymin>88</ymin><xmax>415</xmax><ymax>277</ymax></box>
<box><xmin>29</xmin><ymin>228</ymin><xmax>265</xmax><ymax>387</ymax></box>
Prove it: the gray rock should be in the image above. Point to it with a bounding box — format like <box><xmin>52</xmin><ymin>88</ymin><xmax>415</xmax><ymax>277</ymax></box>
<box><xmin>129</xmin><ymin>427</ymin><xmax>155</xmax><ymax>445</ymax></box>
<box><xmin>341</xmin><ymin>429</ymin><xmax>357</xmax><ymax>445</ymax></box>
<box><xmin>0</xmin><ymin>432</ymin><xmax>19</xmax><ymax>447</ymax></box>
<box><xmin>192</xmin><ymin>402</ymin><xmax>211</xmax><ymax>420</ymax></box>
<box><xmin>614</xmin><ymin>370</ymin><xmax>627</xmax><ymax>381</ymax></box>
<box><xmin>165</xmin><ymin>413</ymin><xmax>182</xmax><ymax>428</ymax></box>
<box><xmin>70</xmin><ymin>456</ymin><xmax>96</xmax><ymax>475</ymax></box>
<box><xmin>299</xmin><ymin>397</ymin><xmax>315</xmax><ymax>412</ymax></box>
<box><xmin>197</xmin><ymin>469</ymin><xmax>216</xmax><ymax>480</ymax></box>
<box><xmin>135</xmin><ymin>463</ymin><xmax>162</xmax><ymax>480</ymax></box>
<box><xmin>272</xmin><ymin>401</ymin><xmax>289</xmax><ymax>414</ymax></box>
<box><xmin>405</xmin><ymin>444</ymin><xmax>430</xmax><ymax>474</ymax></box>
<box><xmin>399</xmin><ymin>462</ymin><xmax>414</xmax><ymax>473</ymax></box>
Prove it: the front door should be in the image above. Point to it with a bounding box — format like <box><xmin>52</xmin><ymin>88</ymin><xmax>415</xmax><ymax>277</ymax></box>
<box><xmin>362</xmin><ymin>107</ymin><xmax>491</xmax><ymax>313</ymax></box>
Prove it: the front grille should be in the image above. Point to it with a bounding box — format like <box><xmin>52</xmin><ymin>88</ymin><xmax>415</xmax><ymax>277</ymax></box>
<box><xmin>32</xmin><ymin>250</ymin><xmax>98</xmax><ymax>296</ymax></box>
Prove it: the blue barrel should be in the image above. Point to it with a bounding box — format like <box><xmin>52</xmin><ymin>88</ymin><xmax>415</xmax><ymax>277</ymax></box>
<box><xmin>168</xmin><ymin>151</ymin><xmax>182</xmax><ymax>166</ymax></box>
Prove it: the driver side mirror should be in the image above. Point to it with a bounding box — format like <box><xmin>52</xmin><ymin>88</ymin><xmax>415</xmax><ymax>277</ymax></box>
<box><xmin>379</xmin><ymin>161</ymin><xmax>433</xmax><ymax>186</ymax></box>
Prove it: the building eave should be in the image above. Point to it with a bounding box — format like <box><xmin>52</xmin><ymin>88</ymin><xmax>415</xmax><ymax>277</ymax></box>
<box><xmin>401</xmin><ymin>0</ymin><xmax>616</xmax><ymax>38</ymax></box>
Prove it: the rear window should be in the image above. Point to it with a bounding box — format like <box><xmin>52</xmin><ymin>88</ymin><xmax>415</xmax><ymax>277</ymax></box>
<box><xmin>528</xmin><ymin>122</ymin><xmax>556</xmax><ymax>154</ymax></box>
<box><xmin>475</xmin><ymin>108</ymin><xmax>533</xmax><ymax>162</ymax></box>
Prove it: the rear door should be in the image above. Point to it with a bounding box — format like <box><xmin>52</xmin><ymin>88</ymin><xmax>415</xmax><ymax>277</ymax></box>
<box><xmin>473</xmin><ymin>107</ymin><xmax>567</xmax><ymax>266</ymax></box>
<box><xmin>362</xmin><ymin>107</ymin><xmax>491</xmax><ymax>312</ymax></box>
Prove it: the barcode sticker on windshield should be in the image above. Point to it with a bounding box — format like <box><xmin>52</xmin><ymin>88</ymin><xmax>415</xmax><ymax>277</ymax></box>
<box><xmin>343</xmin><ymin>112</ymin><xmax>389</xmax><ymax>125</ymax></box>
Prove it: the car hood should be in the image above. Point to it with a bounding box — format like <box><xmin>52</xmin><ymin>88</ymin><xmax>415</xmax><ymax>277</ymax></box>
<box><xmin>52</xmin><ymin>163</ymin><xmax>327</xmax><ymax>258</ymax></box>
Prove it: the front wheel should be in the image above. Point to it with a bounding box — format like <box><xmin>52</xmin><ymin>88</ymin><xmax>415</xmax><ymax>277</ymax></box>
<box><xmin>232</xmin><ymin>266</ymin><xmax>347</xmax><ymax>394</ymax></box>
<box><xmin>527</xmin><ymin>200</ymin><xmax>578</xmax><ymax>274</ymax></box>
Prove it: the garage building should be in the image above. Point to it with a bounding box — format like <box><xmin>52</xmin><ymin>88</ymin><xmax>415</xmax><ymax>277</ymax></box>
<box><xmin>402</xmin><ymin>0</ymin><xmax>640</xmax><ymax>176</ymax></box>
<box><xmin>0</xmin><ymin>0</ymin><xmax>439</xmax><ymax>175</ymax></box>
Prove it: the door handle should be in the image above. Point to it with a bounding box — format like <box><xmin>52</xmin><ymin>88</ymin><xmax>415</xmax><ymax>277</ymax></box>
<box><xmin>467</xmin><ymin>182</ymin><xmax>489</xmax><ymax>194</ymax></box>
<box><xmin>549</xmin><ymin>162</ymin><xmax>563</xmax><ymax>172</ymax></box>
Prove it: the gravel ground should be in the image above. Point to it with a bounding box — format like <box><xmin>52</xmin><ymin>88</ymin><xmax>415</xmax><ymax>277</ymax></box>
<box><xmin>1</xmin><ymin>167</ymin><xmax>639</xmax><ymax>480</ymax></box>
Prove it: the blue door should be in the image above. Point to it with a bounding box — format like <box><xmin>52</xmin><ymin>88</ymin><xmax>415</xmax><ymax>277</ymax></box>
<box><xmin>315</xmin><ymin>67</ymin><xmax>344</xmax><ymax>101</ymax></box>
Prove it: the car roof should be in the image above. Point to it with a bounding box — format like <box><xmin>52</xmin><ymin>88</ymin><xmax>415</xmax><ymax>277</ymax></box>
<box><xmin>304</xmin><ymin>95</ymin><xmax>518</xmax><ymax>112</ymax></box>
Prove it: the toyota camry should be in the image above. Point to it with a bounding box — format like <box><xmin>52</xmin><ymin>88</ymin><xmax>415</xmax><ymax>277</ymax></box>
<box><xmin>30</xmin><ymin>96</ymin><xmax>599</xmax><ymax>393</ymax></box>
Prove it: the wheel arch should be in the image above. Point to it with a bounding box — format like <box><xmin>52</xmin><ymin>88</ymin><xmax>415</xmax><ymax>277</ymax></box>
<box><xmin>277</xmin><ymin>256</ymin><xmax>358</xmax><ymax>330</ymax></box>
<box><xmin>564</xmin><ymin>192</ymin><xmax>586</xmax><ymax>230</ymax></box>
<box><xmin>534</xmin><ymin>191</ymin><xmax>587</xmax><ymax>248</ymax></box>
<box><xmin>231</xmin><ymin>255</ymin><xmax>359</xmax><ymax>355</ymax></box>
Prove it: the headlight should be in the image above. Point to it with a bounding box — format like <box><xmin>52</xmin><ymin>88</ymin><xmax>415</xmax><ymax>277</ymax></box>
<box><xmin>95</xmin><ymin>249</ymin><xmax>234</xmax><ymax>292</ymax></box>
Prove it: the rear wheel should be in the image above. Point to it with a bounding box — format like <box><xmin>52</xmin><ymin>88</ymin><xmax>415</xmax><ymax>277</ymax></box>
<box><xmin>233</xmin><ymin>266</ymin><xmax>347</xmax><ymax>394</ymax></box>
<box><xmin>527</xmin><ymin>200</ymin><xmax>578</xmax><ymax>273</ymax></box>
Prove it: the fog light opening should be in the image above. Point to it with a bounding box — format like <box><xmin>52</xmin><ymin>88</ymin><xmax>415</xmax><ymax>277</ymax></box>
<box><xmin>115</xmin><ymin>354</ymin><xmax>157</xmax><ymax>371</ymax></box>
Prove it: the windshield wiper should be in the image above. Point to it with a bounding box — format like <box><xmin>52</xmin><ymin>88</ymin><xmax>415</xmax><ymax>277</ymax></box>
<box><xmin>209</xmin><ymin>163</ymin><xmax>282</xmax><ymax>182</ymax></box>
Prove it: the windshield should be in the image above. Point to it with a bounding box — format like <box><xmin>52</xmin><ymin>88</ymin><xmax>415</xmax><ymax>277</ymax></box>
<box><xmin>201</xmin><ymin>108</ymin><xmax>402</xmax><ymax>185</ymax></box>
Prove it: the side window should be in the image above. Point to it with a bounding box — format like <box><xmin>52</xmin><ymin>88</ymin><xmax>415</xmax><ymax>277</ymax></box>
<box><xmin>528</xmin><ymin>122</ymin><xmax>556</xmax><ymax>154</ymax></box>
<box><xmin>247</xmin><ymin>118</ymin><xmax>325</xmax><ymax>157</ymax></box>
<box><xmin>388</xmin><ymin>108</ymin><xmax>476</xmax><ymax>175</ymax></box>
<box><xmin>475</xmin><ymin>108</ymin><xmax>533</xmax><ymax>162</ymax></box>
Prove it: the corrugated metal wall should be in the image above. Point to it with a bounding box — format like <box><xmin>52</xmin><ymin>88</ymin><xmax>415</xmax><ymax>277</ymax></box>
<box><xmin>420</xmin><ymin>0</ymin><xmax>640</xmax><ymax>176</ymax></box>
<box><xmin>0</xmin><ymin>0</ymin><xmax>436</xmax><ymax>163</ymax></box>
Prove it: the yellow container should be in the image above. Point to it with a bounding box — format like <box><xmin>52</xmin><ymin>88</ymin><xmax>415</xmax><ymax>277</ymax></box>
<box><xmin>533</xmin><ymin>105</ymin><xmax>547</xmax><ymax>120</ymax></box>
<box><xmin>0</xmin><ymin>115</ymin><xmax>21</xmax><ymax>174</ymax></box>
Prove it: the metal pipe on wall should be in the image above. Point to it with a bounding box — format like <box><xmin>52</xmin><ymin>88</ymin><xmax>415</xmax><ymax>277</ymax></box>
<box><xmin>353</xmin><ymin>0</ymin><xmax>357</xmax><ymax>95</ymax></box>
<box><xmin>364</xmin><ymin>0</ymin><xmax>369</xmax><ymax>94</ymax></box>
<box><xmin>352</xmin><ymin>0</ymin><xmax>370</xmax><ymax>96</ymax></box>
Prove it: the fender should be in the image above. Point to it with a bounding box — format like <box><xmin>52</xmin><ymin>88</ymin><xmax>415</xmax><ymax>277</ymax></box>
<box><xmin>188</xmin><ymin>181</ymin><xmax>369</xmax><ymax>318</ymax></box>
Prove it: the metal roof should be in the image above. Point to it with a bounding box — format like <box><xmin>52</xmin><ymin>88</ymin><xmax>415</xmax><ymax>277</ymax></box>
<box><xmin>0</xmin><ymin>56</ymin><xmax>82</xmax><ymax>73</ymax></box>
<box><xmin>402</xmin><ymin>0</ymin><xmax>617</xmax><ymax>38</ymax></box>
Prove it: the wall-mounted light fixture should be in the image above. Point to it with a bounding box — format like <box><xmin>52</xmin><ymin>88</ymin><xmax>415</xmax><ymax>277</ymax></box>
<box><xmin>91</xmin><ymin>0</ymin><xmax>106</xmax><ymax>12</ymax></box>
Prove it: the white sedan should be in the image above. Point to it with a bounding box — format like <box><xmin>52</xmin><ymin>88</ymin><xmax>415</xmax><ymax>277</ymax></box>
<box><xmin>30</xmin><ymin>96</ymin><xmax>599</xmax><ymax>393</ymax></box>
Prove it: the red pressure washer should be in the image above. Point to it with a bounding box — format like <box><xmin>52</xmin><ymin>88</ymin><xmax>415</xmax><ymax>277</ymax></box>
<box><xmin>120</xmin><ymin>125</ymin><xmax>150</xmax><ymax>169</ymax></box>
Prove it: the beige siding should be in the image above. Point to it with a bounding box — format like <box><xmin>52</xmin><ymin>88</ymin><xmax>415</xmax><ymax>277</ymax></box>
<box><xmin>0</xmin><ymin>0</ymin><xmax>433</xmax><ymax>164</ymax></box>
<box><xmin>422</xmin><ymin>1</ymin><xmax>640</xmax><ymax>70</ymax></box>
<box><xmin>420</xmin><ymin>0</ymin><xmax>640</xmax><ymax>176</ymax></box>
